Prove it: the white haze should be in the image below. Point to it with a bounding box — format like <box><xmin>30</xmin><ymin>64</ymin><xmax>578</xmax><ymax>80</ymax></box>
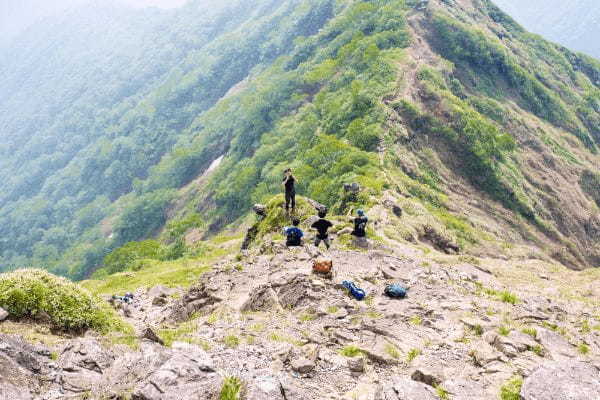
<box><xmin>0</xmin><ymin>0</ymin><xmax>188</xmax><ymax>47</ymax></box>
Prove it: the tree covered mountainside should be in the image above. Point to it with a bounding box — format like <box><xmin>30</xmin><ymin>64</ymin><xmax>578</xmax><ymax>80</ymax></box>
<box><xmin>493</xmin><ymin>0</ymin><xmax>600</xmax><ymax>59</ymax></box>
<box><xmin>1</xmin><ymin>0</ymin><xmax>599</xmax><ymax>280</ymax></box>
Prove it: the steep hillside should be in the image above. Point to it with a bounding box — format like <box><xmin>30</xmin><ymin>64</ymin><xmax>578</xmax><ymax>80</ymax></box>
<box><xmin>0</xmin><ymin>1</ymin><xmax>599</xmax><ymax>399</ymax></box>
<box><xmin>0</xmin><ymin>0</ymin><xmax>335</xmax><ymax>278</ymax></box>
<box><xmin>1</xmin><ymin>0</ymin><xmax>599</xmax><ymax>280</ymax></box>
<box><xmin>493</xmin><ymin>0</ymin><xmax>600</xmax><ymax>59</ymax></box>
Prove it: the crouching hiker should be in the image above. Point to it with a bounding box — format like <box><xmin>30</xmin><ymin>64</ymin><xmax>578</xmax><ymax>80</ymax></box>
<box><xmin>283</xmin><ymin>217</ymin><xmax>304</xmax><ymax>247</ymax></box>
<box><xmin>311</xmin><ymin>209</ymin><xmax>333</xmax><ymax>249</ymax></box>
<box><xmin>351</xmin><ymin>209</ymin><xmax>368</xmax><ymax>238</ymax></box>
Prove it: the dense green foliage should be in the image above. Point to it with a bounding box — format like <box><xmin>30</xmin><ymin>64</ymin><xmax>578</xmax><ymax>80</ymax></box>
<box><xmin>0</xmin><ymin>269</ymin><xmax>127</xmax><ymax>332</ymax></box>
<box><xmin>2</xmin><ymin>0</ymin><xmax>599</xmax><ymax>278</ymax></box>
<box><xmin>0</xmin><ymin>0</ymin><xmax>336</xmax><ymax>278</ymax></box>
<box><xmin>432</xmin><ymin>13</ymin><xmax>597</xmax><ymax>150</ymax></box>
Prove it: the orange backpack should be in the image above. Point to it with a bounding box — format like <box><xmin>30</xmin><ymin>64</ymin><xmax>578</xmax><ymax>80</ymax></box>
<box><xmin>312</xmin><ymin>258</ymin><xmax>333</xmax><ymax>274</ymax></box>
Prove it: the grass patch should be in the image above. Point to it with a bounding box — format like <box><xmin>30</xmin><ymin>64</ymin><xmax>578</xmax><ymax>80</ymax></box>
<box><xmin>299</xmin><ymin>312</ymin><xmax>317</xmax><ymax>322</ymax></box>
<box><xmin>498</xmin><ymin>326</ymin><xmax>511</xmax><ymax>336</ymax></box>
<box><xmin>407</xmin><ymin>348</ymin><xmax>421</xmax><ymax>362</ymax></box>
<box><xmin>223</xmin><ymin>334</ymin><xmax>240</xmax><ymax>348</ymax></box>
<box><xmin>83</xmin><ymin>261</ymin><xmax>211</xmax><ymax>296</ymax></box>
<box><xmin>529</xmin><ymin>344</ymin><xmax>544</xmax><ymax>356</ymax></box>
<box><xmin>326</xmin><ymin>306</ymin><xmax>339</xmax><ymax>314</ymax></box>
<box><xmin>158</xmin><ymin>318</ymin><xmax>210</xmax><ymax>350</ymax></box>
<box><xmin>578</xmin><ymin>343</ymin><xmax>590</xmax><ymax>355</ymax></box>
<box><xmin>435</xmin><ymin>385</ymin><xmax>450</xmax><ymax>400</ymax></box>
<box><xmin>410</xmin><ymin>315</ymin><xmax>423</xmax><ymax>325</ymax></box>
<box><xmin>385</xmin><ymin>343</ymin><xmax>401</xmax><ymax>359</ymax></box>
<box><xmin>340</xmin><ymin>345</ymin><xmax>363</xmax><ymax>357</ymax></box>
<box><xmin>219</xmin><ymin>376</ymin><xmax>243</xmax><ymax>400</ymax></box>
<box><xmin>268</xmin><ymin>331</ymin><xmax>302</xmax><ymax>346</ymax></box>
<box><xmin>500</xmin><ymin>376</ymin><xmax>523</xmax><ymax>400</ymax></box>
<box><xmin>249</xmin><ymin>323</ymin><xmax>266</xmax><ymax>333</ymax></box>
<box><xmin>522</xmin><ymin>327</ymin><xmax>537</xmax><ymax>338</ymax></box>
<box><xmin>499</xmin><ymin>290</ymin><xmax>519</xmax><ymax>305</ymax></box>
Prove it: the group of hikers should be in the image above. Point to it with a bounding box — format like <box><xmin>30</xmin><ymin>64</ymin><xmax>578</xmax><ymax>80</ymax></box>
<box><xmin>281</xmin><ymin>168</ymin><xmax>368</xmax><ymax>249</ymax></box>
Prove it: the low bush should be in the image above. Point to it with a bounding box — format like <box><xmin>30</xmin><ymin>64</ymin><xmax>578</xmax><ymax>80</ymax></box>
<box><xmin>0</xmin><ymin>269</ymin><xmax>126</xmax><ymax>333</ymax></box>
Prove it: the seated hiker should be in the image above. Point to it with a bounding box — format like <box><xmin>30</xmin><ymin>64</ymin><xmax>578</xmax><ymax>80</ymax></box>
<box><xmin>311</xmin><ymin>209</ymin><xmax>333</xmax><ymax>249</ymax></box>
<box><xmin>283</xmin><ymin>217</ymin><xmax>304</xmax><ymax>247</ymax></box>
<box><xmin>351</xmin><ymin>209</ymin><xmax>368</xmax><ymax>238</ymax></box>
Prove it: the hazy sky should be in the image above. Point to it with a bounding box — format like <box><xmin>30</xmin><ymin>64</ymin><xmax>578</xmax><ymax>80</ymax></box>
<box><xmin>0</xmin><ymin>0</ymin><xmax>188</xmax><ymax>46</ymax></box>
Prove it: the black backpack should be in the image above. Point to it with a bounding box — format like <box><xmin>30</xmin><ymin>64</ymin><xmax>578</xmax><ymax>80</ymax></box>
<box><xmin>287</xmin><ymin>228</ymin><xmax>301</xmax><ymax>245</ymax></box>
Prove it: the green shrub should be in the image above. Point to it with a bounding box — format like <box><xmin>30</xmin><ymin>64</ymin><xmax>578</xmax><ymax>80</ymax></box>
<box><xmin>219</xmin><ymin>376</ymin><xmax>243</xmax><ymax>400</ymax></box>
<box><xmin>500</xmin><ymin>376</ymin><xmax>523</xmax><ymax>400</ymax></box>
<box><xmin>498</xmin><ymin>326</ymin><xmax>511</xmax><ymax>336</ymax></box>
<box><xmin>340</xmin><ymin>345</ymin><xmax>363</xmax><ymax>357</ymax></box>
<box><xmin>0</xmin><ymin>269</ymin><xmax>126</xmax><ymax>333</ymax></box>
<box><xmin>102</xmin><ymin>240</ymin><xmax>162</xmax><ymax>275</ymax></box>
<box><xmin>499</xmin><ymin>290</ymin><xmax>519</xmax><ymax>305</ymax></box>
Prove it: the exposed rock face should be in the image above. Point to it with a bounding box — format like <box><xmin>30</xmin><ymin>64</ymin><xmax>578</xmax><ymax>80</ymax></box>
<box><xmin>521</xmin><ymin>361</ymin><xmax>600</xmax><ymax>400</ymax></box>
<box><xmin>132</xmin><ymin>342</ymin><xmax>220</xmax><ymax>400</ymax></box>
<box><xmin>169</xmin><ymin>270</ymin><xmax>231</xmax><ymax>321</ymax></box>
<box><xmin>0</xmin><ymin>307</ymin><xmax>8</xmax><ymax>322</ymax></box>
<box><xmin>380</xmin><ymin>377</ymin><xmax>437</xmax><ymax>400</ymax></box>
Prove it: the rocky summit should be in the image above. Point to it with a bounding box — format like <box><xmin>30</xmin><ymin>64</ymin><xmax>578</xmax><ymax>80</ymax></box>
<box><xmin>0</xmin><ymin>0</ymin><xmax>599</xmax><ymax>399</ymax></box>
<box><xmin>1</xmin><ymin>194</ymin><xmax>599</xmax><ymax>399</ymax></box>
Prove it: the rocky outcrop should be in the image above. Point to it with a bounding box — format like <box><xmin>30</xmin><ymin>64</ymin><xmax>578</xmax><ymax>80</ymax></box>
<box><xmin>521</xmin><ymin>361</ymin><xmax>600</xmax><ymax>400</ymax></box>
<box><xmin>380</xmin><ymin>377</ymin><xmax>437</xmax><ymax>400</ymax></box>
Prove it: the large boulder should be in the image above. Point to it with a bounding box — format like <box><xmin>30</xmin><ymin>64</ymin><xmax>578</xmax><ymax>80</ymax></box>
<box><xmin>132</xmin><ymin>342</ymin><xmax>220</xmax><ymax>400</ymax></box>
<box><xmin>536</xmin><ymin>328</ymin><xmax>577</xmax><ymax>360</ymax></box>
<box><xmin>521</xmin><ymin>360</ymin><xmax>600</xmax><ymax>400</ymax></box>
<box><xmin>0</xmin><ymin>334</ymin><xmax>54</xmax><ymax>398</ymax></box>
<box><xmin>380</xmin><ymin>377</ymin><xmax>437</xmax><ymax>400</ymax></box>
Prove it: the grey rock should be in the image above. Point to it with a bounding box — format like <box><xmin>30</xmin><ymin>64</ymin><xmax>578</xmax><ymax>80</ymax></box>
<box><xmin>521</xmin><ymin>360</ymin><xmax>600</xmax><ymax>400</ymax></box>
<box><xmin>291</xmin><ymin>357</ymin><xmax>315</xmax><ymax>373</ymax></box>
<box><xmin>380</xmin><ymin>377</ymin><xmax>437</xmax><ymax>400</ymax></box>
<box><xmin>253</xmin><ymin>204</ymin><xmax>267</xmax><ymax>216</ymax></box>
<box><xmin>470</xmin><ymin>341</ymin><xmax>503</xmax><ymax>366</ymax></box>
<box><xmin>442</xmin><ymin>379</ymin><xmax>488</xmax><ymax>399</ymax></box>
<box><xmin>246</xmin><ymin>375</ymin><xmax>285</xmax><ymax>400</ymax></box>
<box><xmin>132</xmin><ymin>343</ymin><xmax>219</xmax><ymax>400</ymax></box>
<box><xmin>0</xmin><ymin>307</ymin><xmax>8</xmax><ymax>322</ymax></box>
<box><xmin>360</xmin><ymin>337</ymin><xmax>401</xmax><ymax>365</ymax></box>
<box><xmin>411</xmin><ymin>366</ymin><xmax>443</xmax><ymax>387</ymax></box>
<box><xmin>241</xmin><ymin>284</ymin><xmax>279</xmax><ymax>312</ymax></box>
<box><xmin>344</xmin><ymin>182</ymin><xmax>361</xmax><ymax>193</ymax></box>
<box><xmin>141</xmin><ymin>327</ymin><xmax>165</xmax><ymax>346</ymax></box>
<box><xmin>348</xmin><ymin>356</ymin><xmax>365</xmax><ymax>373</ymax></box>
<box><xmin>536</xmin><ymin>328</ymin><xmax>577</xmax><ymax>360</ymax></box>
<box><xmin>59</xmin><ymin>339</ymin><xmax>114</xmax><ymax>374</ymax></box>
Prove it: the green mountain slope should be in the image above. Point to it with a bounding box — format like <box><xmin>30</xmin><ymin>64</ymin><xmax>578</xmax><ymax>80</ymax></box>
<box><xmin>1</xmin><ymin>0</ymin><xmax>599</xmax><ymax>279</ymax></box>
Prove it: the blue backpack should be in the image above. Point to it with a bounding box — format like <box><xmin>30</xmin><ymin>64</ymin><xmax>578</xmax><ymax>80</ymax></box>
<box><xmin>384</xmin><ymin>284</ymin><xmax>407</xmax><ymax>298</ymax></box>
<box><xmin>342</xmin><ymin>280</ymin><xmax>366</xmax><ymax>301</ymax></box>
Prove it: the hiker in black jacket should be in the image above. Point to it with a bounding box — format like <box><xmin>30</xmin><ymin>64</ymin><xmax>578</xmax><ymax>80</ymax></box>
<box><xmin>311</xmin><ymin>209</ymin><xmax>333</xmax><ymax>249</ymax></box>
<box><xmin>282</xmin><ymin>168</ymin><xmax>297</xmax><ymax>213</ymax></box>
<box><xmin>351</xmin><ymin>209</ymin><xmax>368</xmax><ymax>238</ymax></box>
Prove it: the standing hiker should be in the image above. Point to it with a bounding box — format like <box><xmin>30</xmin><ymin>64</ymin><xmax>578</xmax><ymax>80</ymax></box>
<box><xmin>283</xmin><ymin>217</ymin><xmax>304</xmax><ymax>247</ymax></box>
<box><xmin>311</xmin><ymin>209</ymin><xmax>333</xmax><ymax>249</ymax></box>
<box><xmin>351</xmin><ymin>209</ymin><xmax>368</xmax><ymax>238</ymax></box>
<box><xmin>282</xmin><ymin>168</ymin><xmax>297</xmax><ymax>213</ymax></box>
